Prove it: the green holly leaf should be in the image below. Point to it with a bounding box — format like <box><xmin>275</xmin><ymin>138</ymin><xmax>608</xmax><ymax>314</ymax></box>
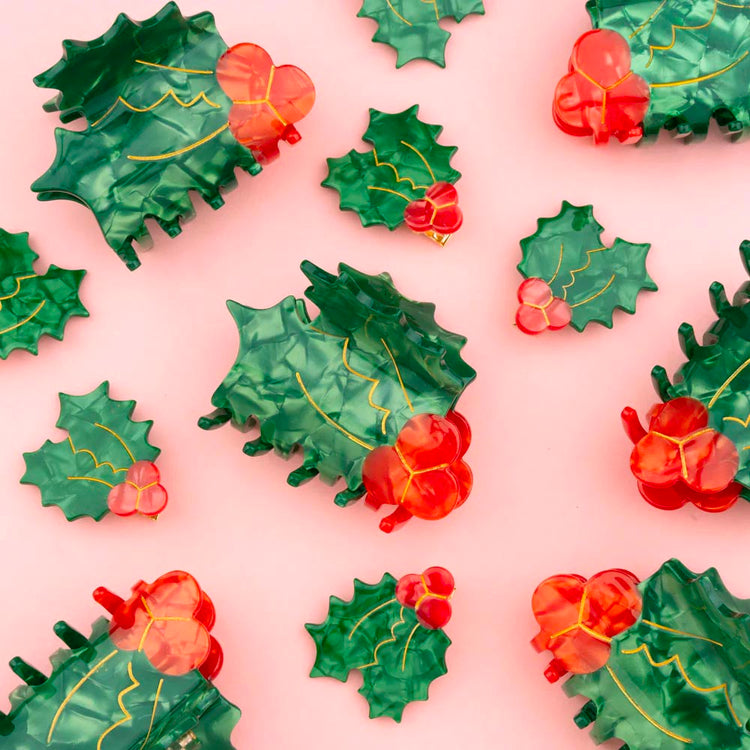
<box><xmin>199</xmin><ymin>261</ymin><xmax>475</xmax><ymax>503</ymax></box>
<box><xmin>21</xmin><ymin>382</ymin><xmax>160</xmax><ymax>521</ymax></box>
<box><xmin>518</xmin><ymin>202</ymin><xmax>656</xmax><ymax>331</ymax></box>
<box><xmin>589</xmin><ymin>0</ymin><xmax>750</xmax><ymax>140</ymax></box>
<box><xmin>564</xmin><ymin>559</ymin><xmax>750</xmax><ymax>748</ymax></box>
<box><xmin>1</xmin><ymin>619</ymin><xmax>240</xmax><ymax>749</ymax></box>
<box><xmin>0</xmin><ymin>229</ymin><xmax>87</xmax><ymax>359</ymax></box>
<box><xmin>32</xmin><ymin>2</ymin><xmax>260</xmax><ymax>270</ymax></box>
<box><xmin>357</xmin><ymin>0</ymin><xmax>485</xmax><ymax>67</ymax></box>
<box><xmin>306</xmin><ymin>574</ymin><xmax>451</xmax><ymax>722</ymax></box>
<box><xmin>323</xmin><ymin>106</ymin><xmax>460</xmax><ymax>231</ymax></box>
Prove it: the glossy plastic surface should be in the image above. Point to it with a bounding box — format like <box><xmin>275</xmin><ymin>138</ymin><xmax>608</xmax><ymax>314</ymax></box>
<box><xmin>21</xmin><ymin>381</ymin><xmax>163</xmax><ymax>521</ymax></box>
<box><xmin>199</xmin><ymin>262</ymin><xmax>475</xmax><ymax>528</ymax></box>
<box><xmin>362</xmin><ymin>411</ymin><xmax>472</xmax><ymax>532</ymax></box>
<box><xmin>396</xmin><ymin>566</ymin><xmax>455</xmax><ymax>629</ymax></box>
<box><xmin>306</xmin><ymin>572</ymin><xmax>452</xmax><ymax>721</ymax></box>
<box><xmin>532</xmin><ymin>569</ymin><xmax>642</xmax><ymax>682</ymax></box>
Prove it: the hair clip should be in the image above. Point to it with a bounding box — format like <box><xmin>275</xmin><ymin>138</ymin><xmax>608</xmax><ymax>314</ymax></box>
<box><xmin>0</xmin><ymin>571</ymin><xmax>239</xmax><ymax>748</ymax></box>
<box><xmin>356</xmin><ymin>0</ymin><xmax>485</xmax><ymax>68</ymax></box>
<box><xmin>32</xmin><ymin>2</ymin><xmax>315</xmax><ymax>269</ymax></box>
<box><xmin>199</xmin><ymin>260</ymin><xmax>475</xmax><ymax>532</ymax></box>
<box><xmin>532</xmin><ymin>559</ymin><xmax>750</xmax><ymax>748</ymax></box>
<box><xmin>553</xmin><ymin>2</ymin><xmax>750</xmax><ymax>144</ymax></box>
<box><xmin>0</xmin><ymin>229</ymin><xmax>87</xmax><ymax>358</ymax></box>
<box><xmin>306</xmin><ymin>566</ymin><xmax>454</xmax><ymax>721</ymax></box>
<box><xmin>21</xmin><ymin>381</ymin><xmax>166</xmax><ymax>521</ymax></box>
<box><xmin>324</xmin><ymin>106</ymin><xmax>462</xmax><ymax>246</ymax></box>
<box><xmin>515</xmin><ymin>202</ymin><xmax>656</xmax><ymax>335</ymax></box>
<box><xmin>623</xmin><ymin>241</ymin><xmax>750</xmax><ymax>513</ymax></box>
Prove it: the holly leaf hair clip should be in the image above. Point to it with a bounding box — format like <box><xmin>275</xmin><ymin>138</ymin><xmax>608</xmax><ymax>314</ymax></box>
<box><xmin>33</xmin><ymin>2</ymin><xmax>315</xmax><ymax>269</ymax></box>
<box><xmin>515</xmin><ymin>202</ymin><xmax>656</xmax><ymax>335</ymax></box>
<box><xmin>0</xmin><ymin>571</ymin><xmax>239</xmax><ymax>749</ymax></box>
<box><xmin>306</xmin><ymin>567</ymin><xmax>454</xmax><ymax>721</ymax></box>
<box><xmin>199</xmin><ymin>261</ymin><xmax>476</xmax><ymax>533</ymax></box>
<box><xmin>323</xmin><ymin>106</ymin><xmax>463</xmax><ymax>246</ymax></box>
<box><xmin>532</xmin><ymin>559</ymin><xmax>750</xmax><ymax>749</ymax></box>
<box><xmin>553</xmin><ymin>0</ymin><xmax>750</xmax><ymax>144</ymax></box>
<box><xmin>21</xmin><ymin>381</ymin><xmax>166</xmax><ymax>521</ymax></box>
<box><xmin>357</xmin><ymin>0</ymin><xmax>485</xmax><ymax>68</ymax></box>
<box><xmin>0</xmin><ymin>229</ymin><xmax>87</xmax><ymax>359</ymax></box>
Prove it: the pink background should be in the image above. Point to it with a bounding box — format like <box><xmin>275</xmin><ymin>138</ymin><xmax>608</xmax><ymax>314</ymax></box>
<box><xmin>2</xmin><ymin>1</ymin><xmax>750</xmax><ymax>747</ymax></box>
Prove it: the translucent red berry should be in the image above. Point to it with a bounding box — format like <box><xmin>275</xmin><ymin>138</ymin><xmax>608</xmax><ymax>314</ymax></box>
<box><xmin>396</xmin><ymin>567</ymin><xmax>455</xmax><ymax>629</ymax></box>
<box><xmin>515</xmin><ymin>278</ymin><xmax>572</xmax><ymax>335</ymax></box>
<box><xmin>404</xmin><ymin>182</ymin><xmax>463</xmax><ymax>242</ymax></box>
<box><xmin>107</xmin><ymin>461</ymin><xmax>168</xmax><ymax>518</ymax></box>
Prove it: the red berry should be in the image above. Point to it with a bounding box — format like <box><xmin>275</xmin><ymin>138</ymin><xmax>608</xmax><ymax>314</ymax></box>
<box><xmin>423</xmin><ymin>566</ymin><xmax>455</xmax><ymax>598</ymax></box>
<box><xmin>516</xmin><ymin>278</ymin><xmax>572</xmax><ymax>335</ymax></box>
<box><xmin>445</xmin><ymin>410</ymin><xmax>471</xmax><ymax>455</ymax></box>
<box><xmin>396</xmin><ymin>574</ymin><xmax>426</xmax><ymax>608</ymax></box>
<box><xmin>416</xmin><ymin>598</ymin><xmax>452</xmax><ymax>629</ymax></box>
<box><xmin>107</xmin><ymin>461</ymin><xmax>168</xmax><ymax>518</ymax></box>
<box><xmin>404</xmin><ymin>182</ymin><xmax>463</xmax><ymax>237</ymax></box>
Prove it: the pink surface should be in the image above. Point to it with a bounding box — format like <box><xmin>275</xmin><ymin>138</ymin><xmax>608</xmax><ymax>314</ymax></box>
<box><xmin>2</xmin><ymin>1</ymin><xmax>750</xmax><ymax>748</ymax></box>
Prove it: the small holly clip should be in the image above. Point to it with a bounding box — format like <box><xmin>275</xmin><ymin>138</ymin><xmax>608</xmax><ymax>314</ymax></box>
<box><xmin>323</xmin><ymin>106</ymin><xmax>463</xmax><ymax>246</ymax></box>
<box><xmin>21</xmin><ymin>381</ymin><xmax>167</xmax><ymax>521</ymax></box>
<box><xmin>306</xmin><ymin>567</ymin><xmax>454</xmax><ymax>721</ymax></box>
<box><xmin>515</xmin><ymin>202</ymin><xmax>656</xmax><ymax>335</ymax></box>
<box><xmin>356</xmin><ymin>0</ymin><xmax>485</xmax><ymax>68</ymax></box>
<box><xmin>32</xmin><ymin>2</ymin><xmax>315</xmax><ymax>269</ymax></box>
<box><xmin>199</xmin><ymin>261</ymin><xmax>476</xmax><ymax>533</ymax></box>
<box><xmin>622</xmin><ymin>242</ymin><xmax>750</xmax><ymax>514</ymax></box>
<box><xmin>0</xmin><ymin>571</ymin><xmax>240</xmax><ymax>748</ymax></box>
<box><xmin>0</xmin><ymin>228</ymin><xmax>87</xmax><ymax>359</ymax></box>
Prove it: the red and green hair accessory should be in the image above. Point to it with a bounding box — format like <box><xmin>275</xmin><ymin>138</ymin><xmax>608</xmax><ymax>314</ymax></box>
<box><xmin>32</xmin><ymin>2</ymin><xmax>315</xmax><ymax>269</ymax></box>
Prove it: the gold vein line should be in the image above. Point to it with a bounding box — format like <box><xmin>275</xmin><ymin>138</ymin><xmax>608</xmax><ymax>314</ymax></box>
<box><xmin>367</xmin><ymin>186</ymin><xmax>413</xmax><ymax>202</ymax></box>
<box><xmin>561</xmin><ymin>247</ymin><xmax>606</xmax><ymax>301</ymax></box>
<box><xmin>97</xmin><ymin>662</ymin><xmax>140</xmax><ymax>749</ymax></box>
<box><xmin>138</xmin><ymin>679</ymin><xmax>164</xmax><ymax>750</ymax></box>
<box><xmin>67</xmin><ymin>476</ymin><xmax>115</xmax><ymax>488</ymax></box>
<box><xmin>348</xmin><ymin>598</ymin><xmax>397</xmax><ymax>640</ymax></box>
<box><xmin>0</xmin><ymin>275</ymin><xmax>36</xmax><ymax>304</ymax></box>
<box><xmin>135</xmin><ymin>59</ymin><xmax>214</xmax><ymax>75</ymax></box>
<box><xmin>605</xmin><ymin>665</ymin><xmax>692</xmax><ymax>743</ymax></box>
<box><xmin>67</xmin><ymin>437</ymin><xmax>128</xmax><ymax>475</ymax></box>
<box><xmin>630</xmin><ymin>0</ymin><xmax>668</xmax><ymax>37</ymax></box>
<box><xmin>358</xmin><ymin>607</ymin><xmax>406</xmax><ymax>669</ymax></box>
<box><xmin>547</xmin><ymin>243</ymin><xmax>565</xmax><ymax>285</ymax></box>
<box><xmin>623</xmin><ymin>644</ymin><xmax>741</xmax><ymax>727</ymax></box>
<box><xmin>95</xmin><ymin>423</ymin><xmax>136</xmax><ymax>463</ymax></box>
<box><xmin>0</xmin><ymin>300</ymin><xmax>45</xmax><ymax>336</ymax></box>
<box><xmin>48</xmin><ymin>650</ymin><xmax>118</xmax><ymax>742</ymax></box>
<box><xmin>642</xmin><ymin>620</ymin><xmax>723</xmax><ymax>647</ymax></box>
<box><xmin>127</xmin><ymin>123</ymin><xmax>228</xmax><ymax>161</ymax></box>
<box><xmin>646</xmin><ymin>0</ymin><xmax>720</xmax><ymax>67</ymax></box>
<box><xmin>708</xmin><ymin>357</ymin><xmax>750</xmax><ymax>408</ymax></box>
<box><xmin>372</xmin><ymin>148</ymin><xmax>430</xmax><ymax>191</ymax></box>
<box><xmin>91</xmin><ymin>89</ymin><xmax>221</xmax><ymax>127</ymax></box>
<box><xmin>723</xmin><ymin>414</ymin><xmax>750</xmax><ymax>428</ymax></box>
<box><xmin>381</xmin><ymin>339</ymin><xmax>415</xmax><ymax>412</ymax></box>
<box><xmin>400</xmin><ymin>140</ymin><xmax>436</xmax><ymax>183</ymax></box>
<box><xmin>719</xmin><ymin>0</ymin><xmax>750</xmax><ymax>7</ymax></box>
<box><xmin>386</xmin><ymin>0</ymin><xmax>413</xmax><ymax>25</ymax></box>
<box><xmin>295</xmin><ymin>372</ymin><xmax>374</xmax><ymax>450</ymax></box>
<box><xmin>420</xmin><ymin>0</ymin><xmax>440</xmax><ymax>21</ymax></box>
<box><xmin>401</xmin><ymin>623</ymin><xmax>420</xmax><ymax>671</ymax></box>
<box><xmin>342</xmin><ymin>339</ymin><xmax>391</xmax><ymax>434</ymax></box>
<box><xmin>652</xmin><ymin>51</ymin><xmax>750</xmax><ymax>86</ymax></box>
<box><xmin>569</xmin><ymin>274</ymin><xmax>616</xmax><ymax>308</ymax></box>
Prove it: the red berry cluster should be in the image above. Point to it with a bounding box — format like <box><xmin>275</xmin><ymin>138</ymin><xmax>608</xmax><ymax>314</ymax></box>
<box><xmin>515</xmin><ymin>278</ymin><xmax>572</xmax><ymax>335</ymax></box>
<box><xmin>396</xmin><ymin>567</ymin><xmax>455</xmax><ymax>629</ymax></box>
<box><xmin>107</xmin><ymin>460</ymin><xmax>168</xmax><ymax>518</ymax></box>
<box><xmin>404</xmin><ymin>182</ymin><xmax>463</xmax><ymax>243</ymax></box>
<box><xmin>623</xmin><ymin>397</ymin><xmax>741</xmax><ymax>512</ymax></box>
<box><xmin>362</xmin><ymin>411</ymin><xmax>472</xmax><ymax>533</ymax></box>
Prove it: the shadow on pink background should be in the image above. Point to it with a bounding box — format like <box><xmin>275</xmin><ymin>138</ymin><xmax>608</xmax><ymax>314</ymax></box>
<box><xmin>2</xmin><ymin>1</ymin><xmax>750</xmax><ymax>747</ymax></box>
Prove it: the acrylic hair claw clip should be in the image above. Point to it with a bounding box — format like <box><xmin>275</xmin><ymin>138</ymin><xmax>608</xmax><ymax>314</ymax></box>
<box><xmin>21</xmin><ymin>381</ymin><xmax>166</xmax><ymax>521</ymax></box>
<box><xmin>357</xmin><ymin>0</ymin><xmax>485</xmax><ymax>68</ymax></box>
<box><xmin>515</xmin><ymin>202</ymin><xmax>656</xmax><ymax>335</ymax></box>
<box><xmin>623</xmin><ymin>242</ymin><xmax>750</xmax><ymax>513</ymax></box>
<box><xmin>0</xmin><ymin>229</ymin><xmax>87</xmax><ymax>359</ymax></box>
<box><xmin>323</xmin><ymin>106</ymin><xmax>463</xmax><ymax>246</ymax></box>
<box><xmin>306</xmin><ymin>567</ymin><xmax>454</xmax><ymax>721</ymax></box>
<box><xmin>199</xmin><ymin>261</ymin><xmax>475</xmax><ymax>533</ymax></box>
<box><xmin>554</xmin><ymin>0</ymin><xmax>750</xmax><ymax>144</ymax></box>
<box><xmin>0</xmin><ymin>571</ymin><xmax>240</xmax><ymax>748</ymax></box>
<box><xmin>533</xmin><ymin>559</ymin><xmax>750</xmax><ymax>749</ymax></box>
<box><xmin>32</xmin><ymin>2</ymin><xmax>315</xmax><ymax>269</ymax></box>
